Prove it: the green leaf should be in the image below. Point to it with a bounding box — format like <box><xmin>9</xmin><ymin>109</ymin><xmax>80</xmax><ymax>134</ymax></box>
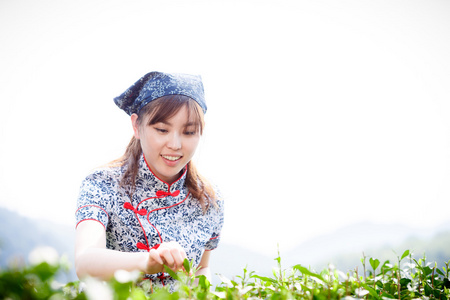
<box><xmin>183</xmin><ymin>258</ymin><xmax>190</xmax><ymax>274</ymax></box>
<box><xmin>443</xmin><ymin>278</ymin><xmax>450</xmax><ymax>288</ymax></box>
<box><xmin>274</xmin><ymin>256</ymin><xmax>281</xmax><ymax>265</ymax></box>
<box><xmin>401</xmin><ymin>250</ymin><xmax>410</xmax><ymax>260</ymax></box>
<box><xmin>292</xmin><ymin>265</ymin><xmax>325</xmax><ymax>282</ymax></box>
<box><xmin>399</xmin><ymin>278</ymin><xmax>411</xmax><ymax>288</ymax></box>
<box><xmin>196</xmin><ymin>275</ymin><xmax>210</xmax><ymax>290</ymax></box>
<box><xmin>150</xmin><ymin>288</ymin><xmax>175</xmax><ymax>300</ymax></box>
<box><xmin>380</xmin><ymin>292</ymin><xmax>396</xmax><ymax>299</ymax></box>
<box><xmin>369</xmin><ymin>258</ymin><xmax>380</xmax><ymax>271</ymax></box>
<box><xmin>163</xmin><ymin>265</ymin><xmax>179</xmax><ymax>281</ymax></box>
<box><xmin>422</xmin><ymin>266</ymin><xmax>433</xmax><ymax>277</ymax></box>
<box><xmin>424</xmin><ymin>282</ymin><xmax>432</xmax><ymax>296</ymax></box>
<box><xmin>130</xmin><ymin>288</ymin><xmax>147</xmax><ymax>300</ymax></box>
<box><xmin>251</xmin><ymin>274</ymin><xmax>278</xmax><ymax>284</ymax></box>
<box><xmin>360</xmin><ymin>282</ymin><xmax>382</xmax><ymax>300</ymax></box>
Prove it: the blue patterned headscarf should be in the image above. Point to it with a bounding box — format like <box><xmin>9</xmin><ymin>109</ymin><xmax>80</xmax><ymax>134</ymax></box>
<box><xmin>114</xmin><ymin>71</ymin><xmax>207</xmax><ymax>116</ymax></box>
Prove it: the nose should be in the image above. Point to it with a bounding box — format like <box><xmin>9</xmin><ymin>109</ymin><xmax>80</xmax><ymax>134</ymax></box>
<box><xmin>167</xmin><ymin>132</ymin><xmax>182</xmax><ymax>150</ymax></box>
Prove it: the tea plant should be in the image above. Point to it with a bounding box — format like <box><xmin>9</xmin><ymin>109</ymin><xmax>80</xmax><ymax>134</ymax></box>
<box><xmin>0</xmin><ymin>249</ymin><xmax>449</xmax><ymax>299</ymax></box>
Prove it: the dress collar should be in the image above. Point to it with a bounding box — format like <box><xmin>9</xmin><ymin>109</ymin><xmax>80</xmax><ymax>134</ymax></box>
<box><xmin>136</xmin><ymin>154</ymin><xmax>187</xmax><ymax>195</ymax></box>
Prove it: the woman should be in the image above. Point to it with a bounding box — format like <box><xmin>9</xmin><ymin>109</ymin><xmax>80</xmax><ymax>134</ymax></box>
<box><xmin>75</xmin><ymin>72</ymin><xmax>224</xmax><ymax>290</ymax></box>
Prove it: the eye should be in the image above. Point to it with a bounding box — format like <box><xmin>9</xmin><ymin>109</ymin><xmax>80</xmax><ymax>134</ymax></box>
<box><xmin>154</xmin><ymin>127</ymin><xmax>168</xmax><ymax>133</ymax></box>
<box><xmin>183</xmin><ymin>126</ymin><xmax>198</xmax><ymax>136</ymax></box>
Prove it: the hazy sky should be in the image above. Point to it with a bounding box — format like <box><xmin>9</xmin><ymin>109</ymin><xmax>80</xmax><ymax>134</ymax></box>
<box><xmin>1</xmin><ymin>0</ymin><xmax>450</xmax><ymax>256</ymax></box>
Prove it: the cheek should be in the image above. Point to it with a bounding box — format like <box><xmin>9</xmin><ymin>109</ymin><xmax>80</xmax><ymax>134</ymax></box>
<box><xmin>141</xmin><ymin>133</ymin><xmax>163</xmax><ymax>152</ymax></box>
<box><xmin>185</xmin><ymin>138</ymin><xmax>200</xmax><ymax>155</ymax></box>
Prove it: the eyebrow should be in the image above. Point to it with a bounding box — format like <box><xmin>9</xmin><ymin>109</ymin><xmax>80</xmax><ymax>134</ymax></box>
<box><xmin>156</xmin><ymin>121</ymin><xmax>198</xmax><ymax>127</ymax></box>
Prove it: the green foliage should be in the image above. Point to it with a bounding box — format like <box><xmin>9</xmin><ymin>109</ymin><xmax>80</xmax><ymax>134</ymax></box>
<box><xmin>0</xmin><ymin>249</ymin><xmax>449</xmax><ymax>300</ymax></box>
<box><xmin>0</xmin><ymin>257</ymin><xmax>72</xmax><ymax>300</ymax></box>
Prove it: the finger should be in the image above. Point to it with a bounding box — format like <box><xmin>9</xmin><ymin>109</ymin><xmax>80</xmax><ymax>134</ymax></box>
<box><xmin>167</xmin><ymin>241</ymin><xmax>187</xmax><ymax>260</ymax></box>
<box><xmin>170</xmin><ymin>248</ymin><xmax>185</xmax><ymax>270</ymax></box>
<box><xmin>160</xmin><ymin>248</ymin><xmax>175</xmax><ymax>268</ymax></box>
<box><xmin>168</xmin><ymin>242</ymin><xmax>187</xmax><ymax>268</ymax></box>
<box><xmin>180</xmin><ymin>248</ymin><xmax>187</xmax><ymax>260</ymax></box>
<box><xmin>149</xmin><ymin>248</ymin><xmax>164</xmax><ymax>265</ymax></box>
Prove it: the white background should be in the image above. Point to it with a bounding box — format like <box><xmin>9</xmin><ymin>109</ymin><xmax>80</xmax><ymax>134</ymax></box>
<box><xmin>1</xmin><ymin>0</ymin><xmax>450</xmax><ymax>256</ymax></box>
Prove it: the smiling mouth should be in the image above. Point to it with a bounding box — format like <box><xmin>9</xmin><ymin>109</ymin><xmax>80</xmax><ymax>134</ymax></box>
<box><xmin>161</xmin><ymin>155</ymin><xmax>182</xmax><ymax>161</ymax></box>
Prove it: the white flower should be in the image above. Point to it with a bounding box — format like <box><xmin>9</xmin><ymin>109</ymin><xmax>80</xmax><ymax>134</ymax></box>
<box><xmin>212</xmin><ymin>291</ymin><xmax>226</xmax><ymax>299</ymax></box>
<box><xmin>217</xmin><ymin>273</ymin><xmax>233</xmax><ymax>287</ymax></box>
<box><xmin>337</xmin><ymin>270</ymin><xmax>349</xmax><ymax>281</ymax></box>
<box><xmin>84</xmin><ymin>277</ymin><xmax>113</xmax><ymax>300</ymax></box>
<box><xmin>28</xmin><ymin>246</ymin><xmax>59</xmax><ymax>266</ymax></box>
<box><xmin>407</xmin><ymin>282</ymin><xmax>416</xmax><ymax>292</ymax></box>
<box><xmin>354</xmin><ymin>287</ymin><xmax>369</xmax><ymax>297</ymax></box>
<box><xmin>114</xmin><ymin>269</ymin><xmax>141</xmax><ymax>283</ymax></box>
<box><xmin>238</xmin><ymin>286</ymin><xmax>253</xmax><ymax>295</ymax></box>
<box><xmin>403</xmin><ymin>262</ymin><xmax>416</xmax><ymax>269</ymax></box>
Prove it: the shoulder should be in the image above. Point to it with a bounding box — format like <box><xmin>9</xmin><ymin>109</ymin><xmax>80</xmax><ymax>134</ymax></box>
<box><xmin>207</xmin><ymin>184</ymin><xmax>224</xmax><ymax>214</ymax></box>
<box><xmin>77</xmin><ymin>165</ymin><xmax>125</xmax><ymax>212</ymax></box>
<box><xmin>212</xmin><ymin>183</ymin><xmax>224</xmax><ymax>202</ymax></box>
<box><xmin>83</xmin><ymin>164</ymin><xmax>123</xmax><ymax>183</ymax></box>
<box><xmin>80</xmin><ymin>165</ymin><xmax>124</xmax><ymax>192</ymax></box>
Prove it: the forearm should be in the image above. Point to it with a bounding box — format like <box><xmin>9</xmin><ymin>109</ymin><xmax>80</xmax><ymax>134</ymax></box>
<box><xmin>75</xmin><ymin>248</ymin><xmax>149</xmax><ymax>280</ymax></box>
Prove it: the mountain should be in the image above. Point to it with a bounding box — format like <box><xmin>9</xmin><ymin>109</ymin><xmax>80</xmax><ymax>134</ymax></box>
<box><xmin>209</xmin><ymin>242</ymin><xmax>275</xmax><ymax>284</ymax></box>
<box><xmin>315</xmin><ymin>230</ymin><xmax>450</xmax><ymax>273</ymax></box>
<box><xmin>282</xmin><ymin>221</ymin><xmax>450</xmax><ymax>272</ymax></box>
<box><xmin>0</xmin><ymin>207</ymin><xmax>77</xmax><ymax>281</ymax></box>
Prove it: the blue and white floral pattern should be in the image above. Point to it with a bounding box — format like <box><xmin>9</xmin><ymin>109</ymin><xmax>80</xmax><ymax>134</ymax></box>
<box><xmin>76</xmin><ymin>154</ymin><xmax>224</xmax><ymax>290</ymax></box>
<box><xmin>113</xmin><ymin>72</ymin><xmax>207</xmax><ymax>116</ymax></box>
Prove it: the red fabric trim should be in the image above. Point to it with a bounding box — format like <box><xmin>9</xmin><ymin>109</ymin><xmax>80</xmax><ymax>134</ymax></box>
<box><xmin>149</xmin><ymin>222</ymin><xmax>163</xmax><ymax>243</ymax></box>
<box><xmin>76</xmin><ymin>204</ymin><xmax>109</xmax><ymax>218</ymax></box>
<box><xmin>135</xmin><ymin>240</ymin><xmax>159</xmax><ymax>253</ymax></box>
<box><xmin>135</xmin><ymin>211</ymin><xmax>151</xmax><ymax>251</ymax></box>
<box><xmin>205</xmin><ymin>235</ymin><xmax>220</xmax><ymax>251</ymax></box>
<box><xmin>122</xmin><ymin>202</ymin><xmax>152</xmax><ymax>251</ymax></box>
<box><xmin>123</xmin><ymin>202</ymin><xmax>148</xmax><ymax>215</ymax></box>
<box><xmin>157</xmin><ymin>273</ymin><xmax>167</xmax><ymax>286</ymax></box>
<box><xmin>137</xmin><ymin>242</ymin><xmax>150</xmax><ymax>251</ymax></box>
<box><xmin>142</xmin><ymin>153</ymin><xmax>188</xmax><ymax>191</ymax></box>
<box><xmin>146</xmin><ymin>192</ymin><xmax>190</xmax><ymax>244</ymax></box>
<box><xmin>129</xmin><ymin>197</ymin><xmax>164</xmax><ymax>247</ymax></box>
<box><xmin>123</xmin><ymin>202</ymin><xmax>134</xmax><ymax>210</ymax></box>
<box><xmin>137</xmin><ymin>208</ymin><xmax>147</xmax><ymax>215</ymax></box>
<box><xmin>156</xmin><ymin>190</ymin><xmax>180</xmax><ymax>197</ymax></box>
<box><xmin>133</xmin><ymin>154</ymin><xmax>189</xmax><ymax>253</ymax></box>
<box><xmin>147</xmin><ymin>192</ymin><xmax>189</xmax><ymax>215</ymax></box>
<box><xmin>75</xmin><ymin>218</ymin><xmax>106</xmax><ymax>229</ymax></box>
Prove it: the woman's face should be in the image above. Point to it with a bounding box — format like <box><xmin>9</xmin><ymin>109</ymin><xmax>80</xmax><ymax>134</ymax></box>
<box><xmin>131</xmin><ymin>105</ymin><xmax>201</xmax><ymax>184</ymax></box>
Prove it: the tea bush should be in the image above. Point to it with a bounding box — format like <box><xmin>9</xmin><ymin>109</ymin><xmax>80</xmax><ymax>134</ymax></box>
<box><xmin>1</xmin><ymin>249</ymin><xmax>449</xmax><ymax>299</ymax></box>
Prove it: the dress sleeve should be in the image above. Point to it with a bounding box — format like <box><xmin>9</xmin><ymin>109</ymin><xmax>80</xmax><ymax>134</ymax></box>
<box><xmin>75</xmin><ymin>170</ymin><xmax>114</xmax><ymax>229</ymax></box>
<box><xmin>204</xmin><ymin>190</ymin><xmax>225</xmax><ymax>251</ymax></box>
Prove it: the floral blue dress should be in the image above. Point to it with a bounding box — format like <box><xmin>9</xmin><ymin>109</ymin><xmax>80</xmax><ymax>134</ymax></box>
<box><xmin>75</xmin><ymin>154</ymin><xmax>224</xmax><ymax>289</ymax></box>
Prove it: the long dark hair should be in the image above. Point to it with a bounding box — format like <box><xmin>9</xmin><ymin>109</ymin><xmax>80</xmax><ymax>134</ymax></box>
<box><xmin>109</xmin><ymin>95</ymin><xmax>216</xmax><ymax>211</ymax></box>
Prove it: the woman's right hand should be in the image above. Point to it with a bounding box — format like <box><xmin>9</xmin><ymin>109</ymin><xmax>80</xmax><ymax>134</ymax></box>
<box><xmin>147</xmin><ymin>241</ymin><xmax>187</xmax><ymax>274</ymax></box>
